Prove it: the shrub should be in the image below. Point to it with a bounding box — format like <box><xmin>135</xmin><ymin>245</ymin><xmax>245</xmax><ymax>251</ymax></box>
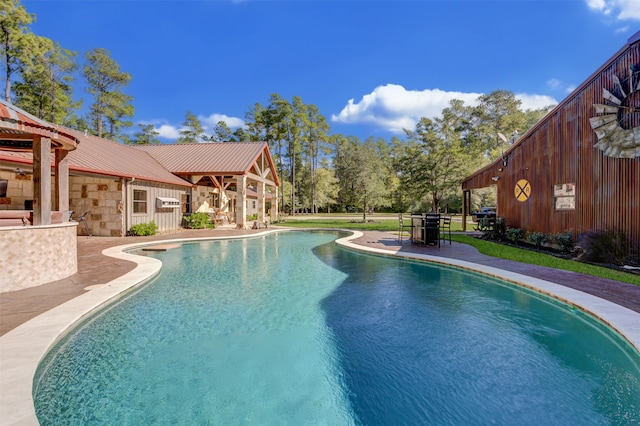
<box><xmin>129</xmin><ymin>221</ymin><xmax>158</xmax><ymax>236</ymax></box>
<box><xmin>482</xmin><ymin>217</ymin><xmax>506</xmax><ymax>241</ymax></box>
<box><xmin>248</xmin><ymin>213</ymin><xmax>258</xmax><ymax>221</ymax></box>
<box><xmin>576</xmin><ymin>229</ymin><xmax>629</xmax><ymax>265</ymax></box>
<box><xmin>552</xmin><ymin>230</ymin><xmax>574</xmax><ymax>253</ymax></box>
<box><xmin>506</xmin><ymin>227</ymin><xmax>524</xmax><ymax>244</ymax></box>
<box><xmin>183</xmin><ymin>212</ymin><xmax>213</xmax><ymax>229</ymax></box>
<box><xmin>527</xmin><ymin>232</ymin><xmax>547</xmax><ymax>247</ymax></box>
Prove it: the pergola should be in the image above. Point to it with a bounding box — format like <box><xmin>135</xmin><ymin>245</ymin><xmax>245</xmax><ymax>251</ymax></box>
<box><xmin>0</xmin><ymin>99</ymin><xmax>79</xmax><ymax>224</ymax></box>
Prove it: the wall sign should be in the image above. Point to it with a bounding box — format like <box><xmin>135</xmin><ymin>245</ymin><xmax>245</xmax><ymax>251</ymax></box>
<box><xmin>515</xmin><ymin>179</ymin><xmax>531</xmax><ymax>202</ymax></box>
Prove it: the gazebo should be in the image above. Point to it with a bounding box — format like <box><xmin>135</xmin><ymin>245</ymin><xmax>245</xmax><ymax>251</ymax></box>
<box><xmin>0</xmin><ymin>100</ymin><xmax>80</xmax><ymax>291</ymax></box>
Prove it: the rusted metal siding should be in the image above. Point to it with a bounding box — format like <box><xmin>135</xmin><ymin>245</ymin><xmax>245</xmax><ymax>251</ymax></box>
<box><xmin>463</xmin><ymin>34</ymin><xmax>640</xmax><ymax>252</ymax></box>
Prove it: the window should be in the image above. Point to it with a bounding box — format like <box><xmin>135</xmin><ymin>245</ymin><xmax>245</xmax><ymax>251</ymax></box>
<box><xmin>133</xmin><ymin>189</ymin><xmax>147</xmax><ymax>214</ymax></box>
<box><xmin>554</xmin><ymin>183</ymin><xmax>575</xmax><ymax>210</ymax></box>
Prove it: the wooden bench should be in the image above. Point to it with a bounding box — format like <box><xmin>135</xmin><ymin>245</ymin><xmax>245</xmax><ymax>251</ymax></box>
<box><xmin>0</xmin><ymin>210</ymin><xmax>65</xmax><ymax>226</ymax></box>
<box><xmin>0</xmin><ymin>210</ymin><xmax>33</xmax><ymax>226</ymax></box>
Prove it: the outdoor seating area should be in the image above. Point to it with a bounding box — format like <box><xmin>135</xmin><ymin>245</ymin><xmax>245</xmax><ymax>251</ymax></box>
<box><xmin>408</xmin><ymin>213</ymin><xmax>453</xmax><ymax>247</ymax></box>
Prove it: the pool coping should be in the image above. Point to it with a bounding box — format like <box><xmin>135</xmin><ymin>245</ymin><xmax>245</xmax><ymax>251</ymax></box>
<box><xmin>1</xmin><ymin>229</ymin><xmax>639</xmax><ymax>425</ymax></box>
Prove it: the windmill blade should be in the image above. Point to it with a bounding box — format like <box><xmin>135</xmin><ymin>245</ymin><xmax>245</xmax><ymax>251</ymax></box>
<box><xmin>613</xmin><ymin>75</ymin><xmax>626</xmax><ymax>98</ymax></box>
<box><xmin>603</xmin><ymin>88</ymin><xmax>622</xmax><ymax>105</ymax></box>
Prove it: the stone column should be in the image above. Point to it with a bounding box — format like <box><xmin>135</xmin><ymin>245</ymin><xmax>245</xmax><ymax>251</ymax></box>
<box><xmin>273</xmin><ymin>186</ymin><xmax>278</xmax><ymax>222</ymax></box>
<box><xmin>257</xmin><ymin>181</ymin><xmax>265</xmax><ymax>224</ymax></box>
<box><xmin>32</xmin><ymin>136</ymin><xmax>51</xmax><ymax>225</ymax></box>
<box><xmin>55</xmin><ymin>149</ymin><xmax>70</xmax><ymax>220</ymax></box>
<box><xmin>235</xmin><ymin>175</ymin><xmax>247</xmax><ymax>229</ymax></box>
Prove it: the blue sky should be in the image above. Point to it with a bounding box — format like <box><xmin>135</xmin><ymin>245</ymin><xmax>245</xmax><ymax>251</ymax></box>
<box><xmin>23</xmin><ymin>0</ymin><xmax>640</xmax><ymax>142</ymax></box>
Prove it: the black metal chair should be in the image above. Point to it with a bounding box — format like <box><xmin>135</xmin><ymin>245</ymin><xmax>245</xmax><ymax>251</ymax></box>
<box><xmin>440</xmin><ymin>215</ymin><xmax>452</xmax><ymax>244</ymax></box>
<box><xmin>411</xmin><ymin>214</ymin><xmax>425</xmax><ymax>245</ymax></box>
<box><xmin>397</xmin><ymin>213</ymin><xmax>412</xmax><ymax>242</ymax></box>
<box><xmin>74</xmin><ymin>211</ymin><xmax>91</xmax><ymax>236</ymax></box>
<box><xmin>424</xmin><ymin>213</ymin><xmax>441</xmax><ymax>247</ymax></box>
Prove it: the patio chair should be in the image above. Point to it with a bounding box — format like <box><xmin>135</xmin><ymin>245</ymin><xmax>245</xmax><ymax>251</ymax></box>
<box><xmin>74</xmin><ymin>211</ymin><xmax>91</xmax><ymax>236</ymax></box>
<box><xmin>440</xmin><ymin>215</ymin><xmax>452</xmax><ymax>244</ymax></box>
<box><xmin>424</xmin><ymin>213</ymin><xmax>441</xmax><ymax>247</ymax></box>
<box><xmin>397</xmin><ymin>213</ymin><xmax>412</xmax><ymax>242</ymax></box>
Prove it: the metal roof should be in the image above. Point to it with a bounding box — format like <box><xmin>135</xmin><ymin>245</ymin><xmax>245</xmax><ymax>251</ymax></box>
<box><xmin>0</xmin><ymin>100</ymin><xmax>78</xmax><ymax>151</ymax></box>
<box><xmin>135</xmin><ymin>142</ymin><xmax>280</xmax><ymax>186</ymax></box>
<box><xmin>0</xmin><ymin>128</ymin><xmax>192</xmax><ymax>187</ymax></box>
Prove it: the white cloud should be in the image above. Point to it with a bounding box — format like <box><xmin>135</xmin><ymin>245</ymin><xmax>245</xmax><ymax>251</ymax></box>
<box><xmin>155</xmin><ymin>124</ymin><xmax>180</xmax><ymax>139</ymax></box>
<box><xmin>331</xmin><ymin>84</ymin><xmax>482</xmax><ymax>134</ymax></box>
<box><xmin>586</xmin><ymin>0</ymin><xmax>640</xmax><ymax>20</ymax></box>
<box><xmin>140</xmin><ymin>113</ymin><xmax>245</xmax><ymax>141</ymax></box>
<box><xmin>546</xmin><ymin>78</ymin><xmax>562</xmax><ymax>90</ymax></box>
<box><xmin>547</xmin><ymin>78</ymin><xmax>577</xmax><ymax>95</ymax></box>
<box><xmin>199</xmin><ymin>113</ymin><xmax>244</xmax><ymax>130</ymax></box>
<box><xmin>514</xmin><ymin>93</ymin><xmax>558</xmax><ymax>111</ymax></box>
<box><xmin>331</xmin><ymin>84</ymin><xmax>557</xmax><ymax>134</ymax></box>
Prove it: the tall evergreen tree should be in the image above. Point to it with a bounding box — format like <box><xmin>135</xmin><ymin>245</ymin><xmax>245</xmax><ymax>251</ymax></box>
<box><xmin>212</xmin><ymin>120</ymin><xmax>232</xmax><ymax>142</ymax></box>
<box><xmin>0</xmin><ymin>0</ymin><xmax>34</xmax><ymax>103</ymax></box>
<box><xmin>131</xmin><ymin>123</ymin><xmax>160</xmax><ymax>145</ymax></box>
<box><xmin>13</xmin><ymin>39</ymin><xmax>80</xmax><ymax>124</ymax></box>
<box><xmin>300</xmin><ymin>103</ymin><xmax>329</xmax><ymax>213</ymax></box>
<box><xmin>177</xmin><ymin>110</ymin><xmax>205</xmax><ymax>143</ymax></box>
<box><xmin>84</xmin><ymin>47</ymin><xmax>133</xmax><ymax>138</ymax></box>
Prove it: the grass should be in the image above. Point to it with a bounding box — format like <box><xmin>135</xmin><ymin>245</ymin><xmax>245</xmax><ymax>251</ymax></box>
<box><xmin>276</xmin><ymin>216</ymin><xmax>640</xmax><ymax>286</ymax></box>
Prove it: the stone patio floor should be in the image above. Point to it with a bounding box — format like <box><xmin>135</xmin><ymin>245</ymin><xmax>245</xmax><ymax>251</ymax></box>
<box><xmin>2</xmin><ymin>226</ymin><xmax>640</xmax><ymax>336</ymax></box>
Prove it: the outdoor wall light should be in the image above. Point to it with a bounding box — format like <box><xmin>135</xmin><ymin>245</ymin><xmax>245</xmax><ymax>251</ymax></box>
<box><xmin>491</xmin><ymin>176</ymin><xmax>500</xmax><ymax>182</ymax></box>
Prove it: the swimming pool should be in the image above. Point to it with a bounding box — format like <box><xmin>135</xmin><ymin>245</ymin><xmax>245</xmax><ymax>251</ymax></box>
<box><xmin>34</xmin><ymin>231</ymin><xmax>640</xmax><ymax>424</ymax></box>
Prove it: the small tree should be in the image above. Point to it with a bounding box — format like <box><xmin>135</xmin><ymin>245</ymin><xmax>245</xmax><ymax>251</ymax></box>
<box><xmin>131</xmin><ymin>123</ymin><xmax>160</xmax><ymax>145</ymax></box>
<box><xmin>177</xmin><ymin>110</ymin><xmax>205</xmax><ymax>143</ymax></box>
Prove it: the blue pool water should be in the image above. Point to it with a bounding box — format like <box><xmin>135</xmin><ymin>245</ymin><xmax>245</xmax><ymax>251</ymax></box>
<box><xmin>34</xmin><ymin>231</ymin><xmax>640</xmax><ymax>425</ymax></box>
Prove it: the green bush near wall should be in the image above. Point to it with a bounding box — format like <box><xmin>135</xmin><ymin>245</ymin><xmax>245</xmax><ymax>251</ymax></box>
<box><xmin>129</xmin><ymin>221</ymin><xmax>158</xmax><ymax>236</ymax></box>
<box><xmin>183</xmin><ymin>212</ymin><xmax>214</xmax><ymax>229</ymax></box>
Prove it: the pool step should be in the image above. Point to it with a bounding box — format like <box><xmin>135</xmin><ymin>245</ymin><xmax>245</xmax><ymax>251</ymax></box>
<box><xmin>142</xmin><ymin>244</ymin><xmax>180</xmax><ymax>251</ymax></box>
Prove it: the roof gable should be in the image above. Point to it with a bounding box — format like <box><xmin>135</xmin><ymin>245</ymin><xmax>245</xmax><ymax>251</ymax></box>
<box><xmin>135</xmin><ymin>142</ymin><xmax>280</xmax><ymax>186</ymax></box>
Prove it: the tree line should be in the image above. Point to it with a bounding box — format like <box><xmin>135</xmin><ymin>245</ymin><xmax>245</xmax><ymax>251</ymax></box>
<box><xmin>1</xmin><ymin>0</ymin><xmax>554</xmax><ymax>217</ymax></box>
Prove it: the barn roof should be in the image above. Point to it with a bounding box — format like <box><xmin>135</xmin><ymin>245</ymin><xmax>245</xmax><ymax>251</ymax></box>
<box><xmin>463</xmin><ymin>30</ymin><xmax>640</xmax><ymax>187</ymax></box>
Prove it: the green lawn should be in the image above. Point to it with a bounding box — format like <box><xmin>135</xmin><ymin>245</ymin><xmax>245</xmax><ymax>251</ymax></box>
<box><xmin>276</xmin><ymin>217</ymin><xmax>640</xmax><ymax>286</ymax></box>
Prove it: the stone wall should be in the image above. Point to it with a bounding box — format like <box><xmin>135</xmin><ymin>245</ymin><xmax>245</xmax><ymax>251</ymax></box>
<box><xmin>70</xmin><ymin>176</ymin><xmax>124</xmax><ymax>237</ymax></box>
<box><xmin>0</xmin><ymin>170</ymin><xmax>36</xmax><ymax>210</ymax></box>
<box><xmin>0</xmin><ymin>223</ymin><xmax>78</xmax><ymax>292</ymax></box>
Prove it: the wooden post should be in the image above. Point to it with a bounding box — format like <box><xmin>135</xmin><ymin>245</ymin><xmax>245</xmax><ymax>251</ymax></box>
<box><xmin>32</xmin><ymin>136</ymin><xmax>52</xmax><ymax>225</ymax></box>
<box><xmin>273</xmin><ymin>186</ymin><xmax>278</xmax><ymax>222</ymax></box>
<box><xmin>235</xmin><ymin>175</ymin><xmax>247</xmax><ymax>229</ymax></box>
<box><xmin>257</xmin><ymin>181</ymin><xmax>265</xmax><ymax>224</ymax></box>
<box><xmin>55</xmin><ymin>149</ymin><xmax>70</xmax><ymax>220</ymax></box>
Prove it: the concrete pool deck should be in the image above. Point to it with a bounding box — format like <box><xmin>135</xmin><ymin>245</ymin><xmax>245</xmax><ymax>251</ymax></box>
<box><xmin>1</xmin><ymin>226</ymin><xmax>640</xmax><ymax>424</ymax></box>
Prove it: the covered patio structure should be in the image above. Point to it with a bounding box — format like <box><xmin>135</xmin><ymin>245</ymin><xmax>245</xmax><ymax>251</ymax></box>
<box><xmin>136</xmin><ymin>142</ymin><xmax>280</xmax><ymax>229</ymax></box>
<box><xmin>0</xmin><ymin>100</ymin><xmax>80</xmax><ymax>291</ymax></box>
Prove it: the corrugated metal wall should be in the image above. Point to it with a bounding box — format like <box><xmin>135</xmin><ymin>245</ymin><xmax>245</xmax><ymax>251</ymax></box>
<box><xmin>463</xmin><ymin>36</ymin><xmax>639</xmax><ymax>253</ymax></box>
<box><xmin>128</xmin><ymin>181</ymin><xmax>187</xmax><ymax>232</ymax></box>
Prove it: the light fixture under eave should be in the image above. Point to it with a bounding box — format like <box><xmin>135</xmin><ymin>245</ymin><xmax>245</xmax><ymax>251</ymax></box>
<box><xmin>491</xmin><ymin>176</ymin><xmax>500</xmax><ymax>182</ymax></box>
